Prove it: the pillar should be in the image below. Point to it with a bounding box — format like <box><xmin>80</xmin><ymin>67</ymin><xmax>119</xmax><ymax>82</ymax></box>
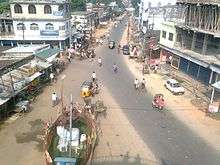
<box><xmin>210</xmin><ymin>87</ymin><xmax>215</xmax><ymax>104</ymax></box>
<box><xmin>11</xmin><ymin>41</ymin><xmax>13</xmax><ymax>47</ymax></box>
<box><xmin>0</xmin><ymin>41</ymin><xmax>3</xmax><ymax>46</ymax></box>
<box><xmin>59</xmin><ymin>41</ymin><xmax>62</xmax><ymax>50</ymax></box>
<box><xmin>209</xmin><ymin>71</ymin><xmax>214</xmax><ymax>84</ymax></box>
<box><xmin>191</xmin><ymin>32</ymin><xmax>197</xmax><ymax>51</ymax></box>
<box><xmin>202</xmin><ymin>34</ymin><xmax>208</xmax><ymax>55</ymax></box>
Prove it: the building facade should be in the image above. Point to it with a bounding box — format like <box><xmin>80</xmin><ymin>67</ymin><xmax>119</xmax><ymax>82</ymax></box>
<box><xmin>159</xmin><ymin>0</ymin><xmax>220</xmax><ymax>85</ymax></box>
<box><xmin>0</xmin><ymin>0</ymin><xmax>72</xmax><ymax>50</ymax></box>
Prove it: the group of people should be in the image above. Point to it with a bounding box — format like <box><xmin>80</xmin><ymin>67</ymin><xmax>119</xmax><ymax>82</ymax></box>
<box><xmin>134</xmin><ymin>78</ymin><xmax>146</xmax><ymax>90</ymax></box>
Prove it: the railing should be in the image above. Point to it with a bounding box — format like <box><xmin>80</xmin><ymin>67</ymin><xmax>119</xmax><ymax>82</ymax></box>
<box><xmin>176</xmin><ymin>0</ymin><xmax>220</xmax><ymax>4</ymax></box>
<box><xmin>10</xmin><ymin>0</ymin><xmax>70</xmax><ymax>3</ymax></box>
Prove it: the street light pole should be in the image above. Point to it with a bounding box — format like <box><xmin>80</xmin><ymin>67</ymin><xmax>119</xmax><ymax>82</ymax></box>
<box><xmin>60</xmin><ymin>75</ymin><xmax>66</xmax><ymax>113</ymax></box>
<box><xmin>69</xmin><ymin>94</ymin><xmax>73</xmax><ymax>157</ymax></box>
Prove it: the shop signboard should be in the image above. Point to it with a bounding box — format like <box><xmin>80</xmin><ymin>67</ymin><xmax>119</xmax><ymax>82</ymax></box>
<box><xmin>41</xmin><ymin>30</ymin><xmax>59</xmax><ymax>36</ymax></box>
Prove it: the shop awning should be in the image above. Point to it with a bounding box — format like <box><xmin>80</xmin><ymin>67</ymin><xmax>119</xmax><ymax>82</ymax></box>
<box><xmin>26</xmin><ymin>72</ymin><xmax>42</xmax><ymax>82</ymax></box>
<box><xmin>35</xmin><ymin>48</ymin><xmax>60</xmax><ymax>62</ymax></box>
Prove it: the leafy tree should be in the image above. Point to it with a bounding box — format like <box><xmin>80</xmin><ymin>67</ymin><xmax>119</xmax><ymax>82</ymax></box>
<box><xmin>131</xmin><ymin>0</ymin><xmax>140</xmax><ymax>15</ymax></box>
<box><xmin>71</xmin><ymin>0</ymin><xmax>86</xmax><ymax>11</ymax></box>
<box><xmin>0</xmin><ymin>2</ymin><xmax>10</xmax><ymax>14</ymax></box>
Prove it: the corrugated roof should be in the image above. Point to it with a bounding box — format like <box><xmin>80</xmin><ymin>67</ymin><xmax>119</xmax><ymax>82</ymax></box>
<box><xmin>35</xmin><ymin>48</ymin><xmax>60</xmax><ymax>60</ymax></box>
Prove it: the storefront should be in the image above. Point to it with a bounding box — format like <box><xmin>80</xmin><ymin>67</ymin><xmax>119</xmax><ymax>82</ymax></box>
<box><xmin>160</xmin><ymin>48</ymin><xmax>216</xmax><ymax>85</ymax></box>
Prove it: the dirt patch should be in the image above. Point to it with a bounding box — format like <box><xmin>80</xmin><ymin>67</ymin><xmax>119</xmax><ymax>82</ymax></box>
<box><xmin>15</xmin><ymin>119</ymin><xmax>44</xmax><ymax>152</ymax></box>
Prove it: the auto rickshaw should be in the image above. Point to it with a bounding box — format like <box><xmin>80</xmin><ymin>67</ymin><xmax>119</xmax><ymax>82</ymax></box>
<box><xmin>108</xmin><ymin>41</ymin><xmax>115</xmax><ymax>49</ymax></box>
<box><xmin>152</xmin><ymin>94</ymin><xmax>165</xmax><ymax>110</ymax></box>
<box><xmin>142</xmin><ymin>64</ymin><xmax>150</xmax><ymax>74</ymax></box>
<box><xmin>81</xmin><ymin>81</ymin><xmax>93</xmax><ymax>98</ymax></box>
<box><xmin>81</xmin><ymin>81</ymin><xmax>99</xmax><ymax>98</ymax></box>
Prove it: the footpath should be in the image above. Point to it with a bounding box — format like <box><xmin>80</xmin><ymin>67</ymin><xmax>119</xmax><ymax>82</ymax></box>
<box><xmin>120</xmin><ymin>23</ymin><xmax>220</xmax><ymax>152</ymax></box>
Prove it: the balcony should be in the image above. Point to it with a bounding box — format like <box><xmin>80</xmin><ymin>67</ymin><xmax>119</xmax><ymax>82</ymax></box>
<box><xmin>176</xmin><ymin>0</ymin><xmax>220</xmax><ymax>5</ymax></box>
<box><xmin>10</xmin><ymin>0</ymin><xmax>70</xmax><ymax>3</ymax></box>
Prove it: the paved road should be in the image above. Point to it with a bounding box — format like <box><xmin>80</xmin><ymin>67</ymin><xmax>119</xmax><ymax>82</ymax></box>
<box><xmin>0</xmin><ymin>18</ymin><xmax>219</xmax><ymax>165</ymax></box>
<box><xmin>94</xmin><ymin>18</ymin><xmax>220</xmax><ymax>165</ymax></box>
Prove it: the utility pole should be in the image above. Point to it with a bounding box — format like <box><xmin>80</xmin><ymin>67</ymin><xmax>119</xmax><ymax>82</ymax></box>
<box><xmin>69</xmin><ymin>94</ymin><xmax>73</xmax><ymax>157</ymax></box>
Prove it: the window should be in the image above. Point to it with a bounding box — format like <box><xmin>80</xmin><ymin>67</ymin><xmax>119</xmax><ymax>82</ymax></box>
<box><xmin>45</xmin><ymin>23</ymin><xmax>54</xmax><ymax>30</ymax></box>
<box><xmin>28</xmin><ymin>4</ymin><xmax>36</xmax><ymax>14</ymax></box>
<box><xmin>162</xmin><ymin>30</ymin><xmax>166</xmax><ymax>38</ymax></box>
<box><xmin>168</xmin><ymin>33</ymin><xmax>174</xmax><ymax>41</ymax></box>
<box><xmin>30</xmin><ymin>23</ymin><xmax>39</xmax><ymax>30</ymax></box>
<box><xmin>59</xmin><ymin>25</ymin><xmax>65</xmax><ymax>30</ymax></box>
<box><xmin>17</xmin><ymin>23</ymin><xmax>25</xmax><ymax>30</ymax></box>
<box><xmin>14</xmin><ymin>4</ymin><xmax>22</xmax><ymax>13</ymax></box>
<box><xmin>44</xmin><ymin>5</ymin><xmax>52</xmax><ymax>14</ymax></box>
<box><xmin>58</xmin><ymin>4</ymin><xmax>64</xmax><ymax>11</ymax></box>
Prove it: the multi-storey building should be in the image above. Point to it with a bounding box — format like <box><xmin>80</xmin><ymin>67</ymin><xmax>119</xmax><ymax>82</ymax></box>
<box><xmin>0</xmin><ymin>0</ymin><xmax>72</xmax><ymax>50</ymax></box>
<box><xmin>159</xmin><ymin>0</ymin><xmax>220</xmax><ymax>85</ymax></box>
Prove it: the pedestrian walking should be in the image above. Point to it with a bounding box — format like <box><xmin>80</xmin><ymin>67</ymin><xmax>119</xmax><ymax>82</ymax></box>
<box><xmin>50</xmin><ymin>72</ymin><xmax>54</xmax><ymax>83</ymax></box>
<box><xmin>92</xmin><ymin>71</ymin><xmax>96</xmax><ymax>82</ymax></box>
<box><xmin>117</xmin><ymin>44</ymin><xmax>121</xmax><ymax>54</ymax></box>
<box><xmin>52</xmin><ymin>92</ymin><xmax>57</xmax><ymax>107</ymax></box>
<box><xmin>67</xmin><ymin>53</ymin><xmax>71</xmax><ymax>63</ymax></box>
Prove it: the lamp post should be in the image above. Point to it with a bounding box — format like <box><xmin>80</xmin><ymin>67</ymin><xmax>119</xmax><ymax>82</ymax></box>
<box><xmin>60</xmin><ymin>74</ymin><xmax>66</xmax><ymax>113</ymax></box>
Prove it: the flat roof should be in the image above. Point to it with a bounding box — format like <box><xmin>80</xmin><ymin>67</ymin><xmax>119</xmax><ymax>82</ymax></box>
<box><xmin>3</xmin><ymin>44</ymin><xmax>50</xmax><ymax>54</ymax></box>
<box><xmin>176</xmin><ymin>0</ymin><xmax>220</xmax><ymax>5</ymax></box>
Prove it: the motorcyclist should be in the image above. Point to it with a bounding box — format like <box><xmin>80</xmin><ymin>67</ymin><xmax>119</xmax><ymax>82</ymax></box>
<box><xmin>134</xmin><ymin>78</ymin><xmax>139</xmax><ymax>89</ymax></box>
<box><xmin>141</xmin><ymin>78</ymin><xmax>146</xmax><ymax>89</ymax></box>
<box><xmin>98</xmin><ymin>57</ymin><xmax>102</xmax><ymax>67</ymax></box>
<box><xmin>113</xmin><ymin>63</ymin><xmax>118</xmax><ymax>73</ymax></box>
<box><xmin>92</xmin><ymin>71</ymin><xmax>96</xmax><ymax>82</ymax></box>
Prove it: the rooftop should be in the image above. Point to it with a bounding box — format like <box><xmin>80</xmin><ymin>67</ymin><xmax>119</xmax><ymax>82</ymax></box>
<box><xmin>71</xmin><ymin>11</ymin><xmax>97</xmax><ymax>16</ymax></box>
<box><xmin>176</xmin><ymin>0</ymin><xmax>220</xmax><ymax>5</ymax></box>
<box><xmin>9</xmin><ymin>0</ymin><xmax>70</xmax><ymax>4</ymax></box>
<box><xmin>3</xmin><ymin>44</ymin><xmax>50</xmax><ymax>54</ymax></box>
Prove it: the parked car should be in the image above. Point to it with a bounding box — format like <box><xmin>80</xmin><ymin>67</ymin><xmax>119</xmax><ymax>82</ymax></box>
<box><xmin>164</xmin><ymin>79</ymin><xmax>185</xmax><ymax>95</ymax></box>
<box><xmin>122</xmin><ymin>45</ymin><xmax>130</xmax><ymax>55</ymax></box>
<box><xmin>108</xmin><ymin>41</ymin><xmax>115</xmax><ymax>49</ymax></box>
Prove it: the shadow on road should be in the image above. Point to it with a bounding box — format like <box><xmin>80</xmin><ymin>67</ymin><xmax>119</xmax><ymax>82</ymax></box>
<box><xmin>15</xmin><ymin>119</ymin><xmax>44</xmax><ymax>152</ymax></box>
<box><xmin>92</xmin><ymin>151</ymin><xmax>157</xmax><ymax>165</ymax></box>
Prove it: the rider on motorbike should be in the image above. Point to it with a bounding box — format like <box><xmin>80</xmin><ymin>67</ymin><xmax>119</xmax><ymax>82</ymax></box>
<box><xmin>98</xmin><ymin>57</ymin><xmax>102</xmax><ymax>67</ymax></box>
<box><xmin>113</xmin><ymin>63</ymin><xmax>118</xmax><ymax>73</ymax></box>
<box><xmin>134</xmin><ymin>78</ymin><xmax>139</xmax><ymax>89</ymax></box>
<box><xmin>141</xmin><ymin>78</ymin><xmax>146</xmax><ymax>89</ymax></box>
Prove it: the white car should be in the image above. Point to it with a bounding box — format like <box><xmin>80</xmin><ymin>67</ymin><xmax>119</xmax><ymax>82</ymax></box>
<box><xmin>165</xmin><ymin>79</ymin><xmax>185</xmax><ymax>95</ymax></box>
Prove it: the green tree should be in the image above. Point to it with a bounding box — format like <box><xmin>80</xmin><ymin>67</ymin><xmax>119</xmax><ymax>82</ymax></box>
<box><xmin>131</xmin><ymin>0</ymin><xmax>140</xmax><ymax>15</ymax></box>
<box><xmin>0</xmin><ymin>2</ymin><xmax>10</xmax><ymax>14</ymax></box>
<box><xmin>71</xmin><ymin>0</ymin><xmax>86</xmax><ymax>11</ymax></box>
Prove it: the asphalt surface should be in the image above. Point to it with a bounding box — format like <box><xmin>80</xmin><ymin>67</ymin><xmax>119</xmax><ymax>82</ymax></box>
<box><xmin>93</xmin><ymin>18</ymin><xmax>220</xmax><ymax>165</ymax></box>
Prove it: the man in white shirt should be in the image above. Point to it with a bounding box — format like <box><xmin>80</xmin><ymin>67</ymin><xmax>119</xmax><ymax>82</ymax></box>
<box><xmin>50</xmin><ymin>72</ymin><xmax>54</xmax><ymax>83</ymax></box>
<box><xmin>92</xmin><ymin>71</ymin><xmax>96</xmax><ymax>82</ymax></box>
<box><xmin>52</xmin><ymin>92</ymin><xmax>57</xmax><ymax>107</ymax></box>
<box><xmin>134</xmin><ymin>78</ymin><xmax>139</xmax><ymax>89</ymax></box>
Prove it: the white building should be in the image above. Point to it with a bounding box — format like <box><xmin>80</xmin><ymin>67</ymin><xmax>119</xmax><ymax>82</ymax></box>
<box><xmin>0</xmin><ymin>0</ymin><xmax>72</xmax><ymax>50</ymax></box>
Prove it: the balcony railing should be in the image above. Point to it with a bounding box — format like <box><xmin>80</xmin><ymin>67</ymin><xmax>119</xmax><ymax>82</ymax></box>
<box><xmin>176</xmin><ymin>0</ymin><xmax>220</xmax><ymax>4</ymax></box>
<box><xmin>10</xmin><ymin>0</ymin><xmax>70</xmax><ymax>3</ymax></box>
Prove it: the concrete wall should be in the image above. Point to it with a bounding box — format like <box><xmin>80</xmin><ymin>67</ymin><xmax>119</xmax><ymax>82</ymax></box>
<box><xmin>13</xmin><ymin>20</ymin><xmax>70</xmax><ymax>40</ymax></box>
<box><xmin>159</xmin><ymin>21</ymin><xmax>176</xmax><ymax>48</ymax></box>
<box><xmin>10</xmin><ymin>3</ymin><xmax>70</xmax><ymax>20</ymax></box>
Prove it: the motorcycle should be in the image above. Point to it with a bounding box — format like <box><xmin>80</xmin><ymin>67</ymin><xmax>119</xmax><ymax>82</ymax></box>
<box><xmin>113</xmin><ymin>66</ymin><xmax>118</xmax><ymax>73</ymax></box>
